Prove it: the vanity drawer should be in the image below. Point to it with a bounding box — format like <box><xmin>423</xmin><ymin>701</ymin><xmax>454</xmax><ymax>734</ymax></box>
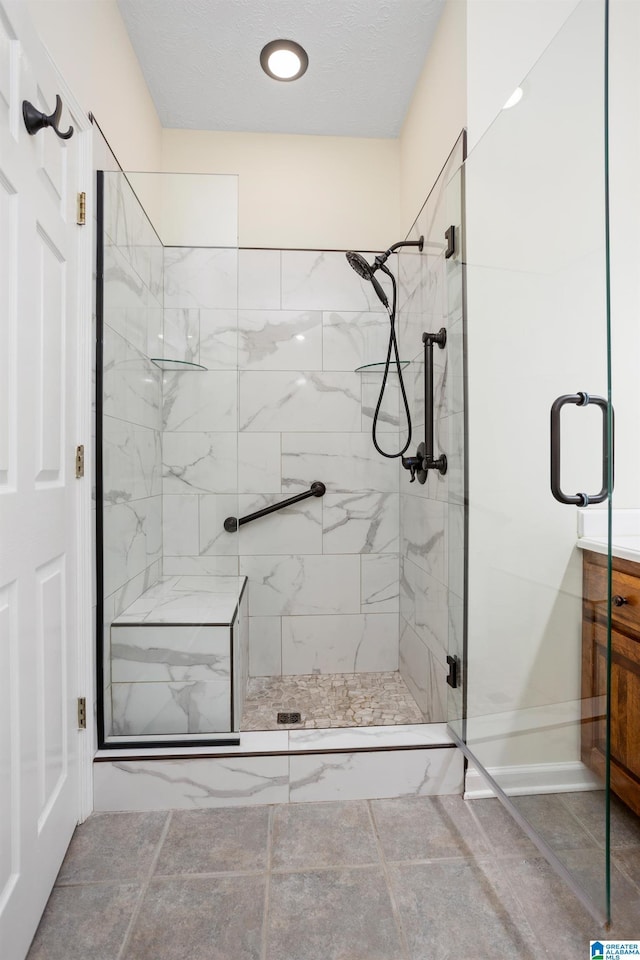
<box><xmin>583</xmin><ymin>553</ymin><xmax>640</xmax><ymax>633</ymax></box>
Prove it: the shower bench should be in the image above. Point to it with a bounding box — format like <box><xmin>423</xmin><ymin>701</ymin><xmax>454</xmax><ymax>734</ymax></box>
<box><xmin>110</xmin><ymin>575</ymin><xmax>248</xmax><ymax>737</ymax></box>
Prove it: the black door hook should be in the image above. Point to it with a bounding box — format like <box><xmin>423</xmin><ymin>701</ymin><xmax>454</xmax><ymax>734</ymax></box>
<box><xmin>22</xmin><ymin>94</ymin><xmax>74</xmax><ymax>140</ymax></box>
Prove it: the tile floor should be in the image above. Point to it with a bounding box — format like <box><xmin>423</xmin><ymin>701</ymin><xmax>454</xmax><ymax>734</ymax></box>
<box><xmin>241</xmin><ymin>671</ymin><xmax>425</xmax><ymax>730</ymax></box>
<box><xmin>27</xmin><ymin>791</ymin><xmax>640</xmax><ymax>959</ymax></box>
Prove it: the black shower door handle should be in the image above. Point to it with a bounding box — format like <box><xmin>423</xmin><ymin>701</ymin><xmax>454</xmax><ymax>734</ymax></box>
<box><xmin>550</xmin><ymin>392</ymin><xmax>614</xmax><ymax>506</ymax></box>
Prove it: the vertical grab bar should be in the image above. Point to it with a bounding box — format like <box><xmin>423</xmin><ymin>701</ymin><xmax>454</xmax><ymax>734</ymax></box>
<box><xmin>422</xmin><ymin>328</ymin><xmax>448</xmax><ymax>476</ymax></box>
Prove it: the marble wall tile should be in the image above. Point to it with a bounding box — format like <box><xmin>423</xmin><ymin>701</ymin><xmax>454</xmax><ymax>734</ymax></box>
<box><xmin>199</xmin><ymin>494</ymin><xmax>241</xmax><ymax>556</ymax></box>
<box><xmin>233</xmin><ymin>588</ymin><xmax>249</xmax><ymax>729</ymax></box>
<box><xmin>238</xmin><ymin>310</ymin><xmax>322</xmax><ymax>370</ymax></box>
<box><xmin>448</xmin><ymin>502</ymin><xmax>465</xmax><ymax>601</ymax></box>
<box><xmin>400</xmin><ymin>557</ymin><xmax>448</xmax><ymax>662</ymax></box>
<box><xmin>238</xmin><ymin>433</ymin><xmax>281</xmax><ymax>494</ymax></box>
<box><xmin>147</xmin><ymin>307</ymin><xmax>163</xmax><ymax>358</ymax></box>
<box><xmin>104</xmin><ymin>497</ymin><xmax>162</xmax><ymax>597</ymax></box>
<box><xmin>281</xmin><ymin>433</ymin><xmax>397</xmax><ymax>494</ymax></box>
<box><xmin>323</xmin><ymin>492</ymin><xmax>399</xmax><ymax>554</ymax></box>
<box><xmin>103</xmin><ymin>419</ymin><xmax>161</xmax><ymax>503</ymax></box>
<box><xmin>111</xmin><ymin>625</ymin><xmax>231</xmax><ymax>682</ymax></box>
<box><xmin>400</xmin><ymin>494</ymin><xmax>447</xmax><ymax>583</ymax></box>
<box><xmin>447</xmin><ymin>316</ymin><xmax>464</xmax><ymax>416</ymax></box>
<box><xmin>111</xmin><ymin>680</ymin><xmax>231</xmax><ymax>735</ymax></box>
<box><xmin>399</xmin><ymin>619</ymin><xmax>446</xmax><ymax>721</ymax></box>
<box><xmin>361</xmin><ymin>373</ymin><xmax>400</xmax><ymax>435</ymax></box>
<box><xmin>103</xmin><ymin>244</ymin><xmax>149</xmax><ymax>355</ymax></box>
<box><xmin>103</xmin><ymin>325</ymin><xmax>162</xmax><ymax>431</ymax></box>
<box><xmin>361</xmin><ymin>554</ymin><xmax>400</xmax><ymax>613</ymax></box>
<box><xmin>289</xmin><ymin>747</ymin><xmax>463</xmax><ymax>802</ymax></box>
<box><xmin>162</xmin><ymin>432</ymin><xmax>237</xmax><ymax>495</ymax></box>
<box><xmin>237</xmin><ymin>495</ymin><xmax>322</xmax><ymax>556</ymax></box>
<box><xmin>282</xmin><ymin>250</ymin><xmax>382</xmax><ymax>312</ymax></box>
<box><xmin>238</xmin><ymin>249</ymin><xmax>281</xmax><ymax>309</ymax></box>
<box><xmin>281</xmin><ymin>613</ymin><xmax>398</xmax><ymax>675</ymax></box>
<box><xmin>198</xmin><ymin>309</ymin><xmax>238</xmax><ymax>370</ymax></box>
<box><xmin>322</xmin><ymin>310</ymin><xmax>391</xmax><ymax>371</ymax></box>
<box><xmin>162</xmin><ymin>556</ymin><xmax>239</xmax><ymax>577</ymax></box>
<box><xmin>163</xmin><ymin>495</ymin><xmax>199</xmax><ymax>557</ymax></box>
<box><xmin>163</xmin><ymin>371</ymin><xmax>238</xmax><ymax>432</ymax></box>
<box><xmin>248</xmin><ymin>616</ymin><xmax>282</xmax><ymax>677</ymax></box>
<box><xmin>239</xmin><ymin>371</ymin><xmax>361</xmax><ymax>433</ymax></box>
<box><xmin>109</xmin><ymin>560</ymin><xmax>163</xmax><ymax>621</ymax></box>
<box><xmin>163</xmin><ymin>308</ymin><xmax>199</xmax><ymax>364</ymax></box>
<box><xmin>164</xmin><ymin>247</ymin><xmax>238</xmax><ymax>309</ymax></box>
<box><xmin>239</xmin><ymin>555</ymin><xmax>360</xmax><ymax>616</ymax></box>
<box><xmin>93</xmin><ymin>757</ymin><xmax>290</xmax><ymax>810</ymax></box>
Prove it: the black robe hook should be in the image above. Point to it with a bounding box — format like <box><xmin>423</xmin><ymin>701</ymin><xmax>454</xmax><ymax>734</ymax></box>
<box><xmin>22</xmin><ymin>94</ymin><xmax>73</xmax><ymax>140</ymax></box>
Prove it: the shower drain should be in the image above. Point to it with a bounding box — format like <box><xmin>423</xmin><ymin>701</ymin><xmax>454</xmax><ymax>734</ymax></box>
<box><xmin>277</xmin><ymin>711</ymin><xmax>301</xmax><ymax>724</ymax></box>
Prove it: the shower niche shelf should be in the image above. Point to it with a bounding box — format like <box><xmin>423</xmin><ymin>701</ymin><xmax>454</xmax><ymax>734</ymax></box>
<box><xmin>354</xmin><ymin>361</ymin><xmax>410</xmax><ymax>373</ymax></box>
<box><xmin>150</xmin><ymin>358</ymin><xmax>207</xmax><ymax>371</ymax></box>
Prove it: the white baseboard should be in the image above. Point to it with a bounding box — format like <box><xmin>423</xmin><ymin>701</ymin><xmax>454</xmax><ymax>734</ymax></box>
<box><xmin>464</xmin><ymin>760</ymin><xmax>602</xmax><ymax>799</ymax></box>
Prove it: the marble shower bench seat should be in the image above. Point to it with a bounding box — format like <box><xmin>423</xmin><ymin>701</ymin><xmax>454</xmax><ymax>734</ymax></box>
<box><xmin>110</xmin><ymin>576</ymin><xmax>248</xmax><ymax>737</ymax></box>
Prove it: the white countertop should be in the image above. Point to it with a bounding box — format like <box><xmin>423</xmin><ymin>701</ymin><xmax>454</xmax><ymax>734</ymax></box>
<box><xmin>113</xmin><ymin>576</ymin><xmax>246</xmax><ymax>626</ymax></box>
<box><xmin>577</xmin><ymin>536</ymin><xmax>640</xmax><ymax>564</ymax></box>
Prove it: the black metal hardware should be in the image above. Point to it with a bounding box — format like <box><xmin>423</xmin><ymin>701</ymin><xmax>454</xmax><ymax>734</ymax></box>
<box><xmin>445</xmin><ymin>225</ymin><xmax>456</xmax><ymax>259</ymax></box>
<box><xmin>550</xmin><ymin>392</ymin><xmax>614</xmax><ymax>505</ymax></box>
<box><xmin>22</xmin><ymin>95</ymin><xmax>74</xmax><ymax>140</ymax></box>
<box><xmin>446</xmin><ymin>655</ymin><xmax>459</xmax><ymax>689</ymax></box>
<box><xmin>613</xmin><ymin>595</ymin><xmax>628</xmax><ymax>607</ymax></box>
<box><xmin>223</xmin><ymin>481</ymin><xmax>326</xmax><ymax>532</ymax></box>
<box><xmin>420</xmin><ymin>329</ymin><xmax>448</xmax><ymax>477</ymax></box>
<box><xmin>402</xmin><ymin>441</ymin><xmax>427</xmax><ymax>484</ymax></box>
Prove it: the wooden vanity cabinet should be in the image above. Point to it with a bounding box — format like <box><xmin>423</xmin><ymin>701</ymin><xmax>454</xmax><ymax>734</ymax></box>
<box><xmin>582</xmin><ymin>549</ymin><xmax>640</xmax><ymax>817</ymax></box>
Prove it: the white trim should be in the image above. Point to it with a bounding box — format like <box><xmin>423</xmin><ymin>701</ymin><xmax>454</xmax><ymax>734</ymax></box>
<box><xmin>464</xmin><ymin>760</ymin><xmax>603</xmax><ymax>799</ymax></box>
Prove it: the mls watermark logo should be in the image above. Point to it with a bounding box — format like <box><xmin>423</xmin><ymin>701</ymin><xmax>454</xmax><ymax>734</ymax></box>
<box><xmin>591</xmin><ymin>942</ymin><xmax>640</xmax><ymax>958</ymax></box>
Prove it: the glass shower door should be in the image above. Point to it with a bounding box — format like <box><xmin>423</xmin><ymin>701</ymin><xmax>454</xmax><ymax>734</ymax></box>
<box><xmin>448</xmin><ymin>0</ymin><xmax>613</xmax><ymax>924</ymax></box>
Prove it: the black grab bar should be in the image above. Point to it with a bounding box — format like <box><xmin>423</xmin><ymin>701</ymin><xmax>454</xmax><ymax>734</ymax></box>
<box><xmin>401</xmin><ymin>328</ymin><xmax>447</xmax><ymax>483</ymax></box>
<box><xmin>223</xmin><ymin>482</ymin><xmax>326</xmax><ymax>532</ymax></box>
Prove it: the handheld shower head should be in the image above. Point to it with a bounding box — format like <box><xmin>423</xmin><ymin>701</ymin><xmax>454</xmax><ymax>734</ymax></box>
<box><xmin>346</xmin><ymin>251</ymin><xmax>373</xmax><ymax>281</ymax></box>
<box><xmin>345</xmin><ymin>251</ymin><xmax>389</xmax><ymax>309</ymax></box>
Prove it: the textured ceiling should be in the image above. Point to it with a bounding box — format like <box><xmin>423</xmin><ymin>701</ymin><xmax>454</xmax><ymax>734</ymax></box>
<box><xmin>116</xmin><ymin>0</ymin><xmax>445</xmax><ymax>137</ymax></box>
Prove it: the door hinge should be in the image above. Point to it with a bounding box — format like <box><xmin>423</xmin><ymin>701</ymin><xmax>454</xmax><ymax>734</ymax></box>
<box><xmin>77</xmin><ymin>192</ymin><xmax>86</xmax><ymax>225</ymax></box>
<box><xmin>75</xmin><ymin>444</ymin><xmax>84</xmax><ymax>479</ymax></box>
<box><xmin>77</xmin><ymin>697</ymin><xmax>87</xmax><ymax>730</ymax></box>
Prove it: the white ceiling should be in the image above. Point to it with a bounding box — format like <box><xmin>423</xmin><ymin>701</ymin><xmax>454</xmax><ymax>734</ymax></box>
<box><xmin>116</xmin><ymin>0</ymin><xmax>445</xmax><ymax>138</ymax></box>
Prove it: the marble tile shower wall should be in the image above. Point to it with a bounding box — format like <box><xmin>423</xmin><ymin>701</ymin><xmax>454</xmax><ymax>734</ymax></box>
<box><xmin>102</xmin><ymin>173</ymin><xmax>164</xmax><ymax>727</ymax></box>
<box><xmin>161</xmin><ymin>248</ymin><xmax>404</xmax><ymax>681</ymax></box>
<box><xmin>397</xmin><ymin>136</ymin><xmax>466</xmax><ymax>722</ymax></box>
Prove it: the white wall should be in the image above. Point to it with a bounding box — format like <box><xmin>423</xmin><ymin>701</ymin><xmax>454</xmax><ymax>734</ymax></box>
<box><xmin>162</xmin><ymin>129</ymin><xmax>400</xmax><ymax>250</ymax></box>
<box><xmin>466</xmin><ymin>0</ymin><xmax>580</xmax><ymax>151</ymax></box>
<box><xmin>399</xmin><ymin>0</ymin><xmax>467</xmax><ymax>235</ymax></box>
<box><xmin>27</xmin><ymin>0</ymin><xmax>162</xmax><ymax>170</ymax></box>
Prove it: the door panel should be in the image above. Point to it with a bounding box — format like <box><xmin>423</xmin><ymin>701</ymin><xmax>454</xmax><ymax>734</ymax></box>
<box><xmin>0</xmin><ymin>3</ymin><xmax>90</xmax><ymax>957</ymax></box>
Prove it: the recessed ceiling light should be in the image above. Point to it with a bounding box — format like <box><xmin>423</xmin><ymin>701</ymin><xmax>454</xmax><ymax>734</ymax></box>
<box><xmin>260</xmin><ymin>39</ymin><xmax>309</xmax><ymax>82</ymax></box>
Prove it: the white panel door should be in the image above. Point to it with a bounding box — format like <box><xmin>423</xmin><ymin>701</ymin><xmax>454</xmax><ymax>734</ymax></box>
<box><xmin>0</xmin><ymin>4</ymin><xmax>90</xmax><ymax>959</ymax></box>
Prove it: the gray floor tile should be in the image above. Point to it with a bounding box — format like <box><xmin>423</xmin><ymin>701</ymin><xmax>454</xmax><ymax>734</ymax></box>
<box><xmin>26</xmin><ymin>882</ymin><xmax>140</xmax><ymax>960</ymax></box>
<box><xmin>388</xmin><ymin>859</ymin><xmax>538</xmax><ymax>960</ymax></box>
<box><xmin>154</xmin><ymin>807</ymin><xmax>269</xmax><ymax>875</ymax></box>
<box><xmin>371</xmin><ymin>795</ymin><xmax>489</xmax><ymax>861</ymax></box>
<box><xmin>511</xmin><ymin>793</ymin><xmax>598</xmax><ymax>851</ymax></box>
<box><xmin>56</xmin><ymin>812</ymin><xmax>168</xmax><ymax>883</ymax></box>
<box><xmin>466</xmin><ymin>797</ymin><xmax>538</xmax><ymax>857</ymax></box>
<box><xmin>271</xmin><ymin>800</ymin><xmax>379</xmax><ymax>870</ymax></box>
<box><xmin>266</xmin><ymin>868</ymin><xmax>403</xmax><ymax>960</ymax></box>
<box><xmin>123</xmin><ymin>875</ymin><xmax>265</xmax><ymax>960</ymax></box>
<box><xmin>561</xmin><ymin>791</ymin><xmax>640</xmax><ymax>848</ymax></box>
<box><xmin>502</xmin><ymin>856</ymin><xmax>609</xmax><ymax>958</ymax></box>
<box><xmin>613</xmin><ymin>849</ymin><xmax>640</xmax><ymax>891</ymax></box>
